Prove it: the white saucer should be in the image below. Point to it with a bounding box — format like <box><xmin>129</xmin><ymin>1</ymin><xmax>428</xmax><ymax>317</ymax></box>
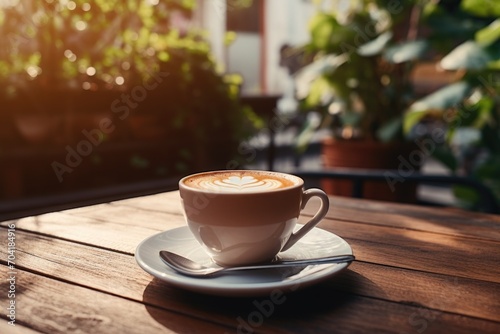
<box><xmin>135</xmin><ymin>225</ymin><xmax>353</xmax><ymax>297</ymax></box>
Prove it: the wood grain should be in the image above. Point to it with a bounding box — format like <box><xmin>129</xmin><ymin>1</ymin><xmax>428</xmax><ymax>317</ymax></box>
<box><xmin>312</xmin><ymin>217</ymin><xmax>500</xmax><ymax>283</ymax></box>
<box><xmin>302</xmin><ymin>195</ymin><xmax>500</xmax><ymax>241</ymax></box>
<box><xmin>0</xmin><ymin>321</ymin><xmax>43</xmax><ymax>334</ymax></box>
<box><xmin>0</xmin><ymin>210</ymin><xmax>184</xmax><ymax>254</ymax></box>
<box><xmin>3</xmin><ymin>230</ymin><xmax>499</xmax><ymax>325</ymax></box>
<box><xmin>0</xmin><ymin>268</ymin><xmax>231</xmax><ymax>334</ymax></box>
<box><xmin>3</xmin><ymin>195</ymin><xmax>499</xmax><ymax>282</ymax></box>
<box><xmin>2</xmin><ymin>267</ymin><xmax>498</xmax><ymax>334</ymax></box>
<box><xmin>1</xmin><ymin>191</ymin><xmax>499</xmax><ymax>333</ymax></box>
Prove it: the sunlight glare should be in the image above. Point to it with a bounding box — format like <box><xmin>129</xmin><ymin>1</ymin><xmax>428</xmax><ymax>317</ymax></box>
<box><xmin>0</xmin><ymin>0</ymin><xmax>19</xmax><ymax>9</ymax></box>
<box><xmin>101</xmin><ymin>73</ymin><xmax>113</xmax><ymax>83</ymax></box>
<box><xmin>86</xmin><ymin>66</ymin><xmax>96</xmax><ymax>76</ymax></box>
<box><xmin>26</xmin><ymin>66</ymin><xmax>41</xmax><ymax>78</ymax></box>
<box><xmin>115</xmin><ymin>76</ymin><xmax>125</xmax><ymax>85</ymax></box>
<box><xmin>75</xmin><ymin>20</ymin><xmax>87</xmax><ymax>31</ymax></box>
<box><xmin>121</xmin><ymin>62</ymin><xmax>131</xmax><ymax>70</ymax></box>
<box><xmin>64</xmin><ymin>49</ymin><xmax>77</xmax><ymax>62</ymax></box>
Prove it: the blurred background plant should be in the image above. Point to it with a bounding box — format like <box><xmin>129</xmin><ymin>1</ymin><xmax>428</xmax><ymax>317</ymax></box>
<box><xmin>404</xmin><ymin>0</ymin><xmax>500</xmax><ymax>210</ymax></box>
<box><xmin>0</xmin><ymin>0</ymin><xmax>197</xmax><ymax>92</ymax></box>
<box><xmin>289</xmin><ymin>0</ymin><xmax>500</xmax><ymax>209</ymax></box>
<box><xmin>293</xmin><ymin>0</ymin><xmax>427</xmax><ymax>147</ymax></box>
<box><xmin>0</xmin><ymin>0</ymin><xmax>261</xmax><ymax>198</ymax></box>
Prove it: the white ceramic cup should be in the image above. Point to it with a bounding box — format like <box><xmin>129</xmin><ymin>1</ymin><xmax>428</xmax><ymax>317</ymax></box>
<box><xmin>179</xmin><ymin>170</ymin><xmax>329</xmax><ymax>266</ymax></box>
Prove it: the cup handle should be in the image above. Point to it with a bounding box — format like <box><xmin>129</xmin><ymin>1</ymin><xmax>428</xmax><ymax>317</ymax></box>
<box><xmin>281</xmin><ymin>188</ymin><xmax>330</xmax><ymax>252</ymax></box>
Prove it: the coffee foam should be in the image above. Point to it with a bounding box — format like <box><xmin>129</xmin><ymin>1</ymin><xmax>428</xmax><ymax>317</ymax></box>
<box><xmin>183</xmin><ymin>171</ymin><xmax>299</xmax><ymax>193</ymax></box>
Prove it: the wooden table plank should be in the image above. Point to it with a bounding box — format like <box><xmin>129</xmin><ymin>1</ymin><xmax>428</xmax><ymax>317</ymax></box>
<box><xmin>113</xmin><ymin>191</ymin><xmax>500</xmax><ymax>241</ymax></box>
<box><xmin>0</xmin><ymin>321</ymin><xmax>43</xmax><ymax>334</ymax></box>
<box><xmin>4</xmin><ymin>214</ymin><xmax>499</xmax><ymax>285</ymax></box>
<box><xmin>108</xmin><ymin>191</ymin><xmax>183</xmax><ymax>215</ymax></box>
<box><xmin>4</xmin><ymin>230</ymin><xmax>499</xmax><ymax>326</ymax></box>
<box><xmin>0</xmin><ymin>268</ymin><xmax>232</xmax><ymax>334</ymax></box>
<box><xmin>0</xmin><ymin>210</ymin><xmax>184</xmax><ymax>254</ymax></box>
<box><xmin>2</xmin><ymin>191</ymin><xmax>499</xmax><ymax>333</ymax></box>
<box><xmin>302</xmin><ymin>196</ymin><xmax>500</xmax><ymax>241</ymax></box>
<box><xmin>4</xmin><ymin>200</ymin><xmax>499</xmax><ymax>283</ymax></box>
<box><xmin>4</xmin><ymin>250</ymin><xmax>499</xmax><ymax>334</ymax></box>
<box><xmin>336</xmin><ymin>262</ymin><xmax>500</xmax><ymax>323</ymax></box>
<box><xmin>303</xmin><ymin>215</ymin><xmax>500</xmax><ymax>283</ymax></box>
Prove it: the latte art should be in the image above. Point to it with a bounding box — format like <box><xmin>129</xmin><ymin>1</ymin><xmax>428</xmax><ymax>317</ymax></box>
<box><xmin>183</xmin><ymin>171</ymin><xmax>299</xmax><ymax>192</ymax></box>
<box><xmin>201</xmin><ymin>175</ymin><xmax>283</xmax><ymax>191</ymax></box>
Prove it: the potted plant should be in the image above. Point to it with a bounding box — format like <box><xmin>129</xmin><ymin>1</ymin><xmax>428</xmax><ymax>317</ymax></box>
<box><xmin>403</xmin><ymin>0</ymin><xmax>500</xmax><ymax>211</ymax></box>
<box><xmin>290</xmin><ymin>0</ymin><xmax>493</xmax><ymax>203</ymax></box>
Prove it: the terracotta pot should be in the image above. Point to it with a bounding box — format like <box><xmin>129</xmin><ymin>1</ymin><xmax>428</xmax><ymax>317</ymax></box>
<box><xmin>321</xmin><ymin>138</ymin><xmax>419</xmax><ymax>203</ymax></box>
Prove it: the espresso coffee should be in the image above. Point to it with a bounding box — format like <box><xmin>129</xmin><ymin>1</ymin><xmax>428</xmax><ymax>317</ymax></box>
<box><xmin>182</xmin><ymin>170</ymin><xmax>299</xmax><ymax>193</ymax></box>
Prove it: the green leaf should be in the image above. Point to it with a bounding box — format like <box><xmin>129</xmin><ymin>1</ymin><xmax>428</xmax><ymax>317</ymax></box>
<box><xmin>294</xmin><ymin>54</ymin><xmax>348</xmax><ymax>100</ymax></box>
<box><xmin>409</xmin><ymin>81</ymin><xmax>473</xmax><ymax>112</ymax></box>
<box><xmin>431</xmin><ymin>146</ymin><xmax>457</xmax><ymax>172</ymax></box>
<box><xmin>357</xmin><ymin>31</ymin><xmax>393</xmax><ymax>57</ymax></box>
<box><xmin>340</xmin><ymin>110</ymin><xmax>362</xmax><ymax>127</ymax></box>
<box><xmin>294</xmin><ymin>114</ymin><xmax>321</xmax><ymax>153</ymax></box>
<box><xmin>474</xmin><ymin>156</ymin><xmax>500</xmax><ymax>202</ymax></box>
<box><xmin>383</xmin><ymin>40</ymin><xmax>429</xmax><ymax>64</ymax></box>
<box><xmin>441</xmin><ymin>41</ymin><xmax>492</xmax><ymax>70</ymax></box>
<box><xmin>308</xmin><ymin>13</ymin><xmax>338</xmax><ymax>51</ymax></box>
<box><xmin>456</xmin><ymin>153</ymin><xmax>500</xmax><ymax>209</ymax></box>
<box><xmin>376</xmin><ymin>117</ymin><xmax>402</xmax><ymax>142</ymax></box>
<box><xmin>471</xmin><ymin>97</ymin><xmax>494</xmax><ymax>129</ymax></box>
<box><xmin>403</xmin><ymin>110</ymin><xmax>427</xmax><ymax>134</ymax></box>
<box><xmin>425</xmin><ymin>14</ymin><xmax>483</xmax><ymax>40</ymax></box>
<box><xmin>404</xmin><ymin>82</ymin><xmax>474</xmax><ymax>133</ymax></box>
<box><xmin>224</xmin><ymin>31</ymin><xmax>237</xmax><ymax>46</ymax></box>
<box><xmin>461</xmin><ymin>0</ymin><xmax>500</xmax><ymax>17</ymax></box>
<box><xmin>453</xmin><ymin>184</ymin><xmax>480</xmax><ymax>210</ymax></box>
<box><xmin>487</xmin><ymin>59</ymin><xmax>500</xmax><ymax>69</ymax></box>
<box><xmin>157</xmin><ymin>51</ymin><xmax>170</xmax><ymax>62</ymax></box>
<box><xmin>476</xmin><ymin>19</ymin><xmax>500</xmax><ymax>47</ymax></box>
<box><xmin>308</xmin><ymin>13</ymin><xmax>356</xmax><ymax>53</ymax></box>
<box><xmin>303</xmin><ymin>77</ymin><xmax>336</xmax><ymax>109</ymax></box>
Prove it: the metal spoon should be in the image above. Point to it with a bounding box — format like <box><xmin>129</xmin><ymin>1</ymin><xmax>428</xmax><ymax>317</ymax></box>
<box><xmin>159</xmin><ymin>250</ymin><xmax>355</xmax><ymax>277</ymax></box>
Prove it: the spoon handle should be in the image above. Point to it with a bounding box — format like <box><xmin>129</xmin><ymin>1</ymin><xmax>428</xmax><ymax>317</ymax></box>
<box><xmin>224</xmin><ymin>254</ymin><xmax>355</xmax><ymax>272</ymax></box>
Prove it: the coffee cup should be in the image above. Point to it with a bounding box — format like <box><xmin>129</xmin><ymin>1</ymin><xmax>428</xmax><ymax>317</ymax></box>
<box><xmin>178</xmin><ymin>170</ymin><xmax>329</xmax><ymax>266</ymax></box>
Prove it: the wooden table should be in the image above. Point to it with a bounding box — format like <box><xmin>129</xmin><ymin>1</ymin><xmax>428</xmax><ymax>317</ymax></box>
<box><xmin>1</xmin><ymin>191</ymin><xmax>499</xmax><ymax>333</ymax></box>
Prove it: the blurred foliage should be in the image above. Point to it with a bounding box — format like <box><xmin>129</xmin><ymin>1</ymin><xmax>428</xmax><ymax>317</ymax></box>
<box><xmin>403</xmin><ymin>0</ymin><xmax>500</xmax><ymax>211</ymax></box>
<box><xmin>0</xmin><ymin>0</ymin><xmax>261</xmax><ymax>179</ymax></box>
<box><xmin>294</xmin><ymin>0</ymin><xmax>423</xmax><ymax>144</ymax></box>
<box><xmin>0</xmin><ymin>0</ymin><xmax>261</xmax><ymax>173</ymax></box>
<box><xmin>294</xmin><ymin>0</ymin><xmax>500</xmax><ymax>211</ymax></box>
<box><xmin>0</xmin><ymin>0</ymin><xmax>199</xmax><ymax>91</ymax></box>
